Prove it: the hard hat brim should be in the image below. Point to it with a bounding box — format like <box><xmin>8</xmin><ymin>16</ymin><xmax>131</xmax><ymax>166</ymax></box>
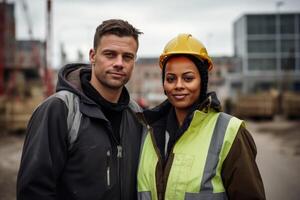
<box><xmin>159</xmin><ymin>53</ymin><xmax>213</xmax><ymax>71</ymax></box>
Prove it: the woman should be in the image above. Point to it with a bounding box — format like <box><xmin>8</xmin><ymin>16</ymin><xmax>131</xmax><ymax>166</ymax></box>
<box><xmin>137</xmin><ymin>34</ymin><xmax>265</xmax><ymax>200</ymax></box>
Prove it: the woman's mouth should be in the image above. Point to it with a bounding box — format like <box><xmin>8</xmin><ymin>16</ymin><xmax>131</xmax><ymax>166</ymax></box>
<box><xmin>172</xmin><ymin>94</ymin><xmax>188</xmax><ymax>100</ymax></box>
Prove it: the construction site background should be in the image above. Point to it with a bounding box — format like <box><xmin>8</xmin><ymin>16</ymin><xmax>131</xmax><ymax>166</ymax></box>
<box><xmin>1</xmin><ymin>1</ymin><xmax>300</xmax><ymax>134</ymax></box>
<box><xmin>0</xmin><ymin>0</ymin><xmax>54</xmax><ymax>134</ymax></box>
<box><xmin>0</xmin><ymin>1</ymin><xmax>299</xmax><ymax>200</ymax></box>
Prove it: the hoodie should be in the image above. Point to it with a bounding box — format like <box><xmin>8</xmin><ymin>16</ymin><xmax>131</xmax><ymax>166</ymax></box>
<box><xmin>17</xmin><ymin>63</ymin><xmax>142</xmax><ymax>200</ymax></box>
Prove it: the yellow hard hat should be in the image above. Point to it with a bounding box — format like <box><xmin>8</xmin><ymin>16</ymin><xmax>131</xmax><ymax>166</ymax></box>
<box><xmin>159</xmin><ymin>33</ymin><xmax>213</xmax><ymax>71</ymax></box>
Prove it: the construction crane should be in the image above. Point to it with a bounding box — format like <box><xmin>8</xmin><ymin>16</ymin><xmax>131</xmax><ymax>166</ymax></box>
<box><xmin>45</xmin><ymin>0</ymin><xmax>54</xmax><ymax>96</ymax></box>
<box><xmin>0</xmin><ymin>1</ymin><xmax>6</xmax><ymax>95</ymax></box>
<box><xmin>20</xmin><ymin>0</ymin><xmax>54</xmax><ymax>97</ymax></box>
<box><xmin>20</xmin><ymin>0</ymin><xmax>33</xmax><ymax>39</ymax></box>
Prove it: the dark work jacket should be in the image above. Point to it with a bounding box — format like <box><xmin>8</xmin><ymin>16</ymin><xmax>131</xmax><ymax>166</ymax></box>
<box><xmin>17</xmin><ymin>63</ymin><xmax>143</xmax><ymax>200</ymax></box>
<box><xmin>143</xmin><ymin>93</ymin><xmax>266</xmax><ymax>200</ymax></box>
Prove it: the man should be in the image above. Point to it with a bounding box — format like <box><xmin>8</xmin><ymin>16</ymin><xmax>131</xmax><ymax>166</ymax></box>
<box><xmin>17</xmin><ymin>19</ymin><xmax>143</xmax><ymax>200</ymax></box>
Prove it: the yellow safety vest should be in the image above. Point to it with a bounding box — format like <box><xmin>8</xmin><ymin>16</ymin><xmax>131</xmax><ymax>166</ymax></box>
<box><xmin>137</xmin><ymin>110</ymin><xmax>244</xmax><ymax>200</ymax></box>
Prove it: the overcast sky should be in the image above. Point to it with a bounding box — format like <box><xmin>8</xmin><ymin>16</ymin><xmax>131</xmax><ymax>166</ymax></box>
<box><xmin>8</xmin><ymin>0</ymin><xmax>300</xmax><ymax>68</ymax></box>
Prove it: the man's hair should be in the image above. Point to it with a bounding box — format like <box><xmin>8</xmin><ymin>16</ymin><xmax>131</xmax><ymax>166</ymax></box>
<box><xmin>93</xmin><ymin>19</ymin><xmax>142</xmax><ymax>49</ymax></box>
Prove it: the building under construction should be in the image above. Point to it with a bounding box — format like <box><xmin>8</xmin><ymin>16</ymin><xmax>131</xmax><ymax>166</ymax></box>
<box><xmin>231</xmin><ymin>13</ymin><xmax>300</xmax><ymax>119</ymax></box>
<box><xmin>0</xmin><ymin>1</ymin><xmax>53</xmax><ymax>133</ymax></box>
<box><xmin>233</xmin><ymin>13</ymin><xmax>300</xmax><ymax>93</ymax></box>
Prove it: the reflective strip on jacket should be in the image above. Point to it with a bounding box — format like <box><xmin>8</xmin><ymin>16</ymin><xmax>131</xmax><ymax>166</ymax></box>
<box><xmin>137</xmin><ymin>110</ymin><xmax>244</xmax><ymax>200</ymax></box>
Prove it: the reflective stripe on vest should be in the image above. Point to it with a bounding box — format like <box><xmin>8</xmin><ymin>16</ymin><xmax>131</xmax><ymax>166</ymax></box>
<box><xmin>138</xmin><ymin>111</ymin><xmax>243</xmax><ymax>200</ymax></box>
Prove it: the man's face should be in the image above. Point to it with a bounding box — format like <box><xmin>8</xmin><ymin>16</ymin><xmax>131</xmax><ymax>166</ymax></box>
<box><xmin>89</xmin><ymin>34</ymin><xmax>138</xmax><ymax>92</ymax></box>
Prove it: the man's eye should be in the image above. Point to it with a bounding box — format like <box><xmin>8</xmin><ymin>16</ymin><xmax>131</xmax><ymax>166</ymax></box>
<box><xmin>123</xmin><ymin>55</ymin><xmax>134</xmax><ymax>62</ymax></box>
<box><xmin>104</xmin><ymin>52</ymin><xmax>115</xmax><ymax>58</ymax></box>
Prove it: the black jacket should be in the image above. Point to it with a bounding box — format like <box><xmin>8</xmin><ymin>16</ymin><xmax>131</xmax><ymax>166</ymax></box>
<box><xmin>17</xmin><ymin>64</ymin><xmax>143</xmax><ymax>200</ymax></box>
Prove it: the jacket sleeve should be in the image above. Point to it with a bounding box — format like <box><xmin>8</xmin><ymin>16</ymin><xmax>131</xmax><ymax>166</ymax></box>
<box><xmin>17</xmin><ymin>97</ymin><xmax>69</xmax><ymax>200</ymax></box>
<box><xmin>222</xmin><ymin>126</ymin><xmax>266</xmax><ymax>200</ymax></box>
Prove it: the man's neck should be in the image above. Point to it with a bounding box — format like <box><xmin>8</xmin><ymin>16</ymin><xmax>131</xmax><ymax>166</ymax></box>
<box><xmin>89</xmin><ymin>80</ymin><xmax>122</xmax><ymax>103</ymax></box>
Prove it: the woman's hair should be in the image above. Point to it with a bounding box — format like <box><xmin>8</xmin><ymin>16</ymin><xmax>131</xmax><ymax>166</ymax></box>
<box><xmin>162</xmin><ymin>54</ymin><xmax>208</xmax><ymax>104</ymax></box>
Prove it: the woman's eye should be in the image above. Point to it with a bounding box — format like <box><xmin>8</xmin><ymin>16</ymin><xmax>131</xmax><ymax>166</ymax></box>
<box><xmin>166</xmin><ymin>76</ymin><xmax>175</xmax><ymax>83</ymax></box>
<box><xmin>184</xmin><ymin>76</ymin><xmax>194</xmax><ymax>82</ymax></box>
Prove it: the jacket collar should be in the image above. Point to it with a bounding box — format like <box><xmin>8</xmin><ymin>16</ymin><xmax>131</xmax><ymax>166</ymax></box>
<box><xmin>144</xmin><ymin>92</ymin><xmax>222</xmax><ymax>125</ymax></box>
<box><xmin>56</xmin><ymin>63</ymin><xmax>130</xmax><ymax>121</ymax></box>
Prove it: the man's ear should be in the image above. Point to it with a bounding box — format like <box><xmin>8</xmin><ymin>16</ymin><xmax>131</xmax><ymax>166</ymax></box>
<box><xmin>89</xmin><ymin>48</ymin><xmax>95</xmax><ymax>64</ymax></box>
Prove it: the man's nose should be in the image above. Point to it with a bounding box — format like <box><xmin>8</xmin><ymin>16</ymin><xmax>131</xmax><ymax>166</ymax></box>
<box><xmin>113</xmin><ymin>55</ymin><xmax>124</xmax><ymax>68</ymax></box>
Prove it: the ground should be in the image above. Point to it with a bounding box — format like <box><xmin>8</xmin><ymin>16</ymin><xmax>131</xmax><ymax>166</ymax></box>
<box><xmin>0</xmin><ymin>118</ymin><xmax>299</xmax><ymax>200</ymax></box>
<box><xmin>0</xmin><ymin>133</ymin><xmax>24</xmax><ymax>200</ymax></box>
<box><xmin>250</xmin><ymin>117</ymin><xmax>300</xmax><ymax>156</ymax></box>
<box><xmin>249</xmin><ymin>117</ymin><xmax>300</xmax><ymax>200</ymax></box>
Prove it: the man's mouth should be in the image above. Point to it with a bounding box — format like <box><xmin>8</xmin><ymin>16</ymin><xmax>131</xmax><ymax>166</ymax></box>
<box><xmin>108</xmin><ymin>71</ymin><xmax>126</xmax><ymax>78</ymax></box>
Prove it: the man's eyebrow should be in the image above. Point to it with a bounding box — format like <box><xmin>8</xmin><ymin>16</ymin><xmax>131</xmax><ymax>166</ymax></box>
<box><xmin>123</xmin><ymin>52</ymin><xmax>135</xmax><ymax>56</ymax></box>
<box><xmin>102</xmin><ymin>49</ymin><xmax>116</xmax><ymax>53</ymax></box>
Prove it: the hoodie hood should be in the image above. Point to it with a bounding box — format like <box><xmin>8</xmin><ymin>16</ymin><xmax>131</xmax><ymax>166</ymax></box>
<box><xmin>56</xmin><ymin>63</ymin><xmax>92</xmax><ymax>101</ymax></box>
<box><xmin>56</xmin><ymin>63</ymin><xmax>132</xmax><ymax>109</ymax></box>
<box><xmin>197</xmin><ymin>91</ymin><xmax>222</xmax><ymax>112</ymax></box>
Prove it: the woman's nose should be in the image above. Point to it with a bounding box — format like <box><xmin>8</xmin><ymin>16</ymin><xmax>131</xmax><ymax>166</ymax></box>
<box><xmin>175</xmin><ymin>78</ymin><xmax>184</xmax><ymax>89</ymax></box>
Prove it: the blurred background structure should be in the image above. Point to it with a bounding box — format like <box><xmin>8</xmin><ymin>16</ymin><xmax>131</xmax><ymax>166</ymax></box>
<box><xmin>0</xmin><ymin>0</ymin><xmax>299</xmax><ymax>200</ymax></box>
<box><xmin>128</xmin><ymin>12</ymin><xmax>300</xmax><ymax>120</ymax></box>
<box><xmin>0</xmin><ymin>0</ymin><xmax>54</xmax><ymax>133</ymax></box>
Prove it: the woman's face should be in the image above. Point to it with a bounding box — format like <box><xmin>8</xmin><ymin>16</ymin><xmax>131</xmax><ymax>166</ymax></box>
<box><xmin>163</xmin><ymin>56</ymin><xmax>201</xmax><ymax>110</ymax></box>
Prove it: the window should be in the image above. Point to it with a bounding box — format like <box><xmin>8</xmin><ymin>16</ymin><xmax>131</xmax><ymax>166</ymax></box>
<box><xmin>281</xmin><ymin>39</ymin><xmax>295</xmax><ymax>53</ymax></box>
<box><xmin>281</xmin><ymin>57</ymin><xmax>295</xmax><ymax>71</ymax></box>
<box><xmin>298</xmin><ymin>14</ymin><xmax>300</xmax><ymax>34</ymax></box>
<box><xmin>231</xmin><ymin>82</ymin><xmax>242</xmax><ymax>90</ymax></box>
<box><xmin>254</xmin><ymin>82</ymin><xmax>276</xmax><ymax>92</ymax></box>
<box><xmin>248</xmin><ymin>40</ymin><xmax>276</xmax><ymax>53</ymax></box>
<box><xmin>280</xmin><ymin>15</ymin><xmax>295</xmax><ymax>34</ymax></box>
<box><xmin>248</xmin><ymin>58</ymin><xmax>276</xmax><ymax>71</ymax></box>
<box><xmin>293</xmin><ymin>82</ymin><xmax>300</xmax><ymax>91</ymax></box>
<box><xmin>247</xmin><ymin>15</ymin><xmax>276</xmax><ymax>34</ymax></box>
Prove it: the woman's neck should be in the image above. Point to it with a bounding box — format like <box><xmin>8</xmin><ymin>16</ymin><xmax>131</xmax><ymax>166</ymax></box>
<box><xmin>174</xmin><ymin>108</ymin><xmax>188</xmax><ymax>127</ymax></box>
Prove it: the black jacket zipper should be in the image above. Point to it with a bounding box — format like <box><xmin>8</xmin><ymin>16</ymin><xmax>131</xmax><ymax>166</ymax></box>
<box><xmin>106</xmin><ymin>150</ymin><xmax>111</xmax><ymax>187</ymax></box>
<box><xmin>117</xmin><ymin>145</ymin><xmax>123</xmax><ymax>200</ymax></box>
<box><xmin>107</xmin><ymin>123</ymin><xmax>123</xmax><ymax>199</ymax></box>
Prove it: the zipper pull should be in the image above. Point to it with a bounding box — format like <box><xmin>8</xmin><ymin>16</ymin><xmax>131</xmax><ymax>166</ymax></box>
<box><xmin>106</xmin><ymin>150</ymin><xmax>111</xmax><ymax>187</ymax></box>
<box><xmin>117</xmin><ymin>145</ymin><xmax>122</xmax><ymax>158</ymax></box>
